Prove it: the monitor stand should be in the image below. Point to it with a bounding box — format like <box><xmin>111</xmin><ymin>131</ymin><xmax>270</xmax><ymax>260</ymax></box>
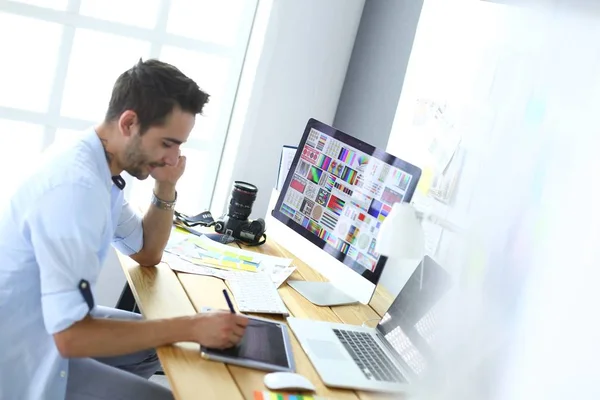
<box><xmin>288</xmin><ymin>280</ymin><xmax>358</xmax><ymax>306</ymax></box>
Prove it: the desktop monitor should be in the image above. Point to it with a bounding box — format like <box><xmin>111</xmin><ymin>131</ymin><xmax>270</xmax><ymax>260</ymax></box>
<box><xmin>270</xmin><ymin>118</ymin><xmax>421</xmax><ymax>304</ymax></box>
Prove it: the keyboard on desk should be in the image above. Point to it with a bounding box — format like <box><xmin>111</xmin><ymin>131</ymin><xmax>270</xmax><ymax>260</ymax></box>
<box><xmin>333</xmin><ymin>329</ymin><xmax>405</xmax><ymax>383</ymax></box>
<box><xmin>226</xmin><ymin>271</ymin><xmax>289</xmax><ymax>315</ymax></box>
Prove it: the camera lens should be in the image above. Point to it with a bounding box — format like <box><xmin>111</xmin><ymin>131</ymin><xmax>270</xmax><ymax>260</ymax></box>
<box><xmin>227</xmin><ymin>181</ymin><xmax>258</xmax><ymax>220</ymax></box>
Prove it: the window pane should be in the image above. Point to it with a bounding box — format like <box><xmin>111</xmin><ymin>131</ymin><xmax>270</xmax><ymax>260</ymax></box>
<box><xmin>159</xmin><ymin>46</ymin><xmax>230</xmax><ymax>140</ymax></box>
<box><xmin>61</xmin><ymin>29</ymin><xmax>150</xmax><ymax>121</ymax></box>
<box><xmin>12</xmin><ymin>0</ymin><xmax>68</xmax><ymax>10</ymax></box>
<box><xmin>54</xmin><ymin>128</ymin><xmax>89</xmax><ymax>148</ymax></box>
<box><xmin>0</xmin><ymin>12</ymin><xmax>62</xmax><ymax>112</ymax></box>
<box><xmin>79</xmin><ymin>0</ymin><xmax>161</xmax><ymax>29</ymax></box>
<box><xmin>0</xmin><ymin>119</ymin><xmax>45</xmax><ymax>200</ymax></box>
<box><xmin>127</xmin><ymin>175</ymin><xmax>153</xmax><ymax>210</ymax></box>
<box><xmin>167</xmin><ymin>0</ymin><xmax>246</xmax><ymax>46</ymax></box>
<box><xmin>173</xmin><ymin>149</ymin><xmax>211</xmax><ymax>214</ymax></box>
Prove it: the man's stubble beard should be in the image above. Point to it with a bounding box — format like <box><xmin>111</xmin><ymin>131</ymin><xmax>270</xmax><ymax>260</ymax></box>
<box><xmin>123</xmin><ymin>137</ymin><xmax>151</xmax><ymax>180</ymax></box>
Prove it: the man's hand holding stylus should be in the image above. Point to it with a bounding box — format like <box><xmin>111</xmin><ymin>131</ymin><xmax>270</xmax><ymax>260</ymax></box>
<box><xmin>192</xmin><ymin>311</ymin><xmax>249</xmax><ymax>349</ymax></box>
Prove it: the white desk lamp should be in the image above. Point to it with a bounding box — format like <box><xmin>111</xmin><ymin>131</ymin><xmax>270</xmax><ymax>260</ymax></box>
<box><xmin>375</xmin><ymin>201</ymin><xmax>461</xmax><ymax>291</ymax></box>
<box><xmin>376</xmin><ymin>202</ymin><xmax>426</xmax><ymax>261</ymax></box>
<box><xmin>375</xmin><ymin>202</ymin><xmax>427</xmax><ymax>294</ymax></box>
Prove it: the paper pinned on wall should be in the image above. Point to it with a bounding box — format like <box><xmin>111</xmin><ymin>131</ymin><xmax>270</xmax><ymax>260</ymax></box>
<box><xmin>429</xmin><ymin>131</ymin><xmax>461</xmax><ymax>173</ymax></box>
<box><xmin>417</xmin><ymin>166</ymin><xmax>434</xmax><ymax>195</ymax></box>
<box><xmin>413</xmin><ymin>195</ymin><xmax>448</xmax><ymax>257</ymax></box>
<box><xmin>423</xmin><ymin>219</ymin><xmax>444</xmax><ymax>256</ymax></box>
<box><xmin>429</xmin><ymin>145</ymin><xmax>465</xmax><ymax>205</ymax></box>
<box><xmin>411</xmin><ymin>98</ymin><xmax>462</xmax><ymax>175</ymax></box>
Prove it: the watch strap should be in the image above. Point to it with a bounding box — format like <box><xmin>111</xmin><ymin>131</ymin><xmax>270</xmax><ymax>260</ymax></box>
<box><xmin>151</xmin><ymin>191</ymin><xmax>177</xmax><ymax>211</ymax></box>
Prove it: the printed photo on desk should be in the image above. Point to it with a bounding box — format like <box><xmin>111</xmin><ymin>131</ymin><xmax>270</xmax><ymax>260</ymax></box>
<box><xmin>166</xmin><ymin>232</ymin><xmax>260</xmax><ymax>272</ymax></box>
<box><xmin>254</xmin><ymin>392</ymin><xmax>329</xmax><ymax>400</ymax></box>
<box><xmin>163</xmin><ymin>227</ymin><xmax>296</xmax><ymax>287</ymax></box>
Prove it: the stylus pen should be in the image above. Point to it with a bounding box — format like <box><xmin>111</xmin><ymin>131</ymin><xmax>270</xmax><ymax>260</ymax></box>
<box><xmin>222</xmin><ymin>289</ymin><xmax>236</xmax><ymax>313</ymax></box>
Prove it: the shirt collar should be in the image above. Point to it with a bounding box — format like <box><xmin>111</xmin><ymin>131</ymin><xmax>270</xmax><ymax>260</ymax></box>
<box><xmin>85</xmin><ymin>128</ymin><xmax>117</xmax><ymax>192</ymax></box>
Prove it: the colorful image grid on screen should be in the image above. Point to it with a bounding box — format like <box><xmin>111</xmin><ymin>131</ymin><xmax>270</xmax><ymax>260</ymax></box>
<box><xmin>280</xmin><ymin>128</ymin><xmax>414</xmax><ymax>273</ymax></box>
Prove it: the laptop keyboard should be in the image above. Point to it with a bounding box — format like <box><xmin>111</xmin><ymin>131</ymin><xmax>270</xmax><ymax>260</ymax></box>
<box><xmin>333</xmin><ymin>329</ymin><xmax>405</xmax><ymax>383</ymax></box>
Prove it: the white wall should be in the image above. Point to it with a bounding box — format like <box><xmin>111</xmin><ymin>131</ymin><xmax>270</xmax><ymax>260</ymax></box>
<box><xmin>211</xmin><ymin>0</ymin><xmax>366</xmax><ymax>220</ymax></box>
<box><xmin>381</xmin><ymin>0</ymin><xmax>514</xmax><ymax>296</ymax></box>
<box><xmin>334</xmin><ymin>0</ymin><xmax>423</xmax><ymax>150</ymax></box>
<box><xmin>387</xmin><ymin>1</ymin><xmax>600</xmax><ymax>399</ymax></box>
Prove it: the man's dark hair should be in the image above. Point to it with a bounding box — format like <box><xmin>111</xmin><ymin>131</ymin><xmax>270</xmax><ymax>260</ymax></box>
<box><xmin>105</xmin><ymin>58</ymin><xmax>209</xmax><ymax>133</ymax></box>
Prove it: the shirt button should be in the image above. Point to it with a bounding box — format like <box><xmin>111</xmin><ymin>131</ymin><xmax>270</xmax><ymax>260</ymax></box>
<box><xmin>60</xmin><ymin>371</ymin><xmax>66</xmax><ymax>378</ymax></box>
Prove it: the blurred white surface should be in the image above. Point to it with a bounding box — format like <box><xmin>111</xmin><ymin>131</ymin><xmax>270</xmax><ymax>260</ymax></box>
<box><xmin>387</xmin><ymin>0</ymin><xmax>600</xmax><ymax>399</ymax></box>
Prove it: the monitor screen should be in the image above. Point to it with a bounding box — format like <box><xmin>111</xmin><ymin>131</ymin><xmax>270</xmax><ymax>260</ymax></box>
<box><xmin>376</xmin><ymin>256</ymin><xmax>451</xmax><ymax>377</ymax></box>
<box><xmin>271</xmin><ymin>118</ymin><xmax>422</xmax><ymax>284</ymax></box>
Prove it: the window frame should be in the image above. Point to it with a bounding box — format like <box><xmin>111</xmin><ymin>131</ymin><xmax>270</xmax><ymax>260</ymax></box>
<box><xmin>0</xmin><ymin>0</ymin><xmax>258</xmax><ymax>212</ymax></box>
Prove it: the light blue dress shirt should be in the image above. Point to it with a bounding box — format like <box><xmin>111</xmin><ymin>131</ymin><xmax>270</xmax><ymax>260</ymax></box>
<box><xmin>0</xmin><ymin>129</ymin><xmax>144</xmax><ymax>399</ymax></box>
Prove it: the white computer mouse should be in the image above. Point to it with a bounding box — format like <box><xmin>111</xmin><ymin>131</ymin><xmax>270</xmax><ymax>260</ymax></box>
<box><xmin>263</xmin><ymin>372</ymin><xmax>316</xmax><ymax>392</ymax></box>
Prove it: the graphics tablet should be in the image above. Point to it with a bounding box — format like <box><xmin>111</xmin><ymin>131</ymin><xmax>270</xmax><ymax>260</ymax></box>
<box><xmin>200</xmin><ymin>312</ymin><xmax>296</xmax><ymax>372</ymax></box>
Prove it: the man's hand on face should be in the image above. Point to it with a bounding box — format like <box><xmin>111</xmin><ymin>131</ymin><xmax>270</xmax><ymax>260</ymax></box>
<box><xmin>151</xmin><ymin>155</ymin><xmax>187</xmax><ymax>186</ymax></box>
<box><xmin>190</xmin><ymin>311</ymin><xmax>249</xmax><ymax>349</ymax></box>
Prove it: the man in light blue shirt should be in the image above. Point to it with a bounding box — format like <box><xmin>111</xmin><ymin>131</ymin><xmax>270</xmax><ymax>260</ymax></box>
<box><xmin>0</xmin><ymin>59</ymin><xmax>248</xmax><ymax>399</ymax></box>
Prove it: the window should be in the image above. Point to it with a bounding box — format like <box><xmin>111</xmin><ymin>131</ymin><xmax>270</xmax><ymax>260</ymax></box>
<box><xmin>0</xmin><ymin>0</ymin><xmax>257</xmax><ymax>214</ymax></box>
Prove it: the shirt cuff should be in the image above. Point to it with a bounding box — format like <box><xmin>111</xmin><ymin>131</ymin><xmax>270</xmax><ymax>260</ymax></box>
<box><xmin>112</xmin><ymin>225</ymin><xmax>144</xmax><ymax>256</ymax></box>
<box><xmin>42</xmin><ymin>289</ymin><xmax>90</xmax><ymax>334</ymax></box>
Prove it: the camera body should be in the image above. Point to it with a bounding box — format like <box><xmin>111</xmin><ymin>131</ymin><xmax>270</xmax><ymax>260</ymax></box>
<box><xmin>214</xmin><ymin>181</ymin><xmax>266</xmax><ymax>245</ymax></box>
<box><xmin>214</xmin><ymin>215</ymin><xmax>266</xmax><ymax>244</ymax></box>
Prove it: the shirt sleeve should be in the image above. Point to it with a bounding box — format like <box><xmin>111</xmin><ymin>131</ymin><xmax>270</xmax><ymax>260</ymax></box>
<box><xmin>112</xmin><ymin>195</ymin><xmax>144</xmax><ymax>256</ymax></box>
<box><xmin>28</xmin><ymin>184</ymin><xmax>108</xmax><ymax>335</ymax></box>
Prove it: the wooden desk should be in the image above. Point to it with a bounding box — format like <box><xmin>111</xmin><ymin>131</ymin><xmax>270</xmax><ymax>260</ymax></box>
<box><xmin>118</xmin><ymin>235</ymin><xmax>396</xmax><ymax>400</ymax></box>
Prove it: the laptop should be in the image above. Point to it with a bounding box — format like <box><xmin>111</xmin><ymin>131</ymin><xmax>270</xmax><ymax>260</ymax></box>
<box><xmin>287</xmin><ymin>256</ymin><xmax>451</xmax><ymax>393</ymax></box>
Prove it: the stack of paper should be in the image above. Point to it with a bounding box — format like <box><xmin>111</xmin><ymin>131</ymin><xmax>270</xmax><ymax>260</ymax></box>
<box><xmin>166</xmin><ymin>235</ymin><xmax>259</xmax><ymax>272</ymax></box>
<box><xmin>162</xmin><ymin>252</ymin><xmax>229</xmax><ymax>280</ymax></box>
<box><xmin>163</xmin><ymin>231</ymin><xmax>297</xmax><ymax>287</ymax></box>
<box><xmin>254</xmin><ymin>392</ymin><xmax>328</xmax><ymax>400</ymax></box>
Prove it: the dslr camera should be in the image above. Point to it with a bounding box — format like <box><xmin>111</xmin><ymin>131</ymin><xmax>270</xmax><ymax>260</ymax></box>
<box><xmin>214</xmin><ymin>181</ymin><xmax>266</xmax><ymax>245</ymax></box>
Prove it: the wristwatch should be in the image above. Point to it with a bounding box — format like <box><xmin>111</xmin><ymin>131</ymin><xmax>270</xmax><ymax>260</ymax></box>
<box><xmin>151</xmin><ymin>191</ymin><xmax>177</xmax><ymax>211</ymax></box>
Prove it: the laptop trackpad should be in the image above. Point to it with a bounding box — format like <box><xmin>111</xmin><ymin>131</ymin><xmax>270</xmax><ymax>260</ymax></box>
<box><xmin>307</xmin><ymin>339</ymin><xmax>347</xmax><ymax>360</ymax></box>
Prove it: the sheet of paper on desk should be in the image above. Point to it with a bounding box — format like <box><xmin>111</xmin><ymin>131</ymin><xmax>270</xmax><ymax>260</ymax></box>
<box><xmin>188</xmin><ymin>235</ymin><xmax>261</xmax><ymax>262</ymax></box>
<box><xmin>261</xmin><ymin>263</ymin><xmax>296</xmax><ymax>287</ymax></box>
<box><xmin>254</xmin><ymin>391</ymin><xmax>329</xmax><ymax>400</ymax></box>
<box><xmin>161</xmin><ymin>252</ymin><xmax>229</xmax><ymax>280</ymax></box>
<box><xmin>190</xmin><ymin>249</ymin><xmax>259</xmax><ymax>272</ymax></box>
<box><xmin>166</xmin><ymin>235</ymin><xmax>260</xmax><ymax>272</ymax></box>
<box><xmin>191</xmin><ymin>235</ymin><xmax>295</xmax><ymax>287</ymax></box>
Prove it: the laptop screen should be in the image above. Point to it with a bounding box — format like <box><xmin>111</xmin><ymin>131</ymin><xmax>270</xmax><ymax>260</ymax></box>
<box><xmin>376</xmin><ymin>256</ymin><xmax>451</xmax><ymax>376</ymax></box>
